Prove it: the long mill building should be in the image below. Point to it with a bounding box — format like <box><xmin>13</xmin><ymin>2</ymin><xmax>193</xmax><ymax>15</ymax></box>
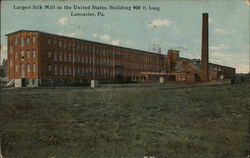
<box><xmin>6</xmin><ymin>13</ymin><xmax>235</xmax><ymax>87</ymax></box>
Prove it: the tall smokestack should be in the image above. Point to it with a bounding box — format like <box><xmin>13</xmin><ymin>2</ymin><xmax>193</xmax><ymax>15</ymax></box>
<box><xmin>201</xmin><ymin>13</ymin><xmax>209</xmax><ymax>82</ymax></box>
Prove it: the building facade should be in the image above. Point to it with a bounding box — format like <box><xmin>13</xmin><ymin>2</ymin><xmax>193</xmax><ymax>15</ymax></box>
<box><xmin>6</xmin><ymin>30</ymin><xmax>235</xmax><ymax>87</ymax></box>
<box><xmin>6</xmin><ymin>30</ymin><xmax>165</xmax><ymax>87</ymax></box>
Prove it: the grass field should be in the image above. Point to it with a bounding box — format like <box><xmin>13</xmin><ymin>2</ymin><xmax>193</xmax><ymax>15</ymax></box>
<box><xmin>0</xmin><ymin>83</ymin><xmax>249</xmax><ymax>158</ymax></box>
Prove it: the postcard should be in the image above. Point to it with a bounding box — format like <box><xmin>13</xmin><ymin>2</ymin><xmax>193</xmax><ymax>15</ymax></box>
<box><xmin>0</xmin><ymin>0</ymin><xmax>249</xmax><ymax>158</ymax></box>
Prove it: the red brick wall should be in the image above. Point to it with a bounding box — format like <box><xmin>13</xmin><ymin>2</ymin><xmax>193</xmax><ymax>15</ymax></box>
<box><xmin>7</xmin><ymin>32</ymin><xmax>39</xmax><ymax>80</ymax></box>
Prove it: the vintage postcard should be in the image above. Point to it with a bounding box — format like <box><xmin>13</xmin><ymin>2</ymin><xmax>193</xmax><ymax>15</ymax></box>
<box><xmin>0</xmin><ymin>0</ymin><xmax>249</xmax><ymax>157</ymax></box>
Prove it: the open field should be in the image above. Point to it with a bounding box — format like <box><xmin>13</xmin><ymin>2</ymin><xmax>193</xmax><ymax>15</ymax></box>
<box><xmin>0</xmin><ymin>83</ymin><xmax>249</xmax><ymax>158</ymax></box>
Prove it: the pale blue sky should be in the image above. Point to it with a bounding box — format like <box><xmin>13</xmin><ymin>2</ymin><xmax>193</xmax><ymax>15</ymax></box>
<box><xmin>1</xmin><ymin>0</ymin><xmax>249</xmax><ymax>73</ymax></box>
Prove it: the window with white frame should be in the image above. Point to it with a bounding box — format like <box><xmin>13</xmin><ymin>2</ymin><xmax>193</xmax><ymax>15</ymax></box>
<box><xmin>27</xmin><ymin>37</ymin><xmax>30</xmax><ymax>44</ymax></box>
<box><xmin>68</xmin><ymin>54</ymin><xmax>71</xmax><ymax>62</ymax></box>
<box><xmin>33</xmin><ymin>50</ymin><xmax>36</xmax><ymax>58</ymax></box>
<box><xmin>64</xmin><ymin>66</ymin><xmax>67</xmax><ymax>75</ymax></box>
<box><xmin>15</xmin><ymin>65</ymin><xmax>18</xmax><ymax>72</ymax></box>
<box><xmin>60</xmin><ymin>65</ymin><xmax>63</xmax><ymax>75</ymax></box>
<box><xmin>27</xmin><ymin>64</ymin><xmax>30</xmax><ymax>72</ymax></box>
<box><xmin>21</xmin><ymin>51</ymin><xmax>25</xmax><ymax>59</ymax></box>
<box><xmin>54</xmin><ymin>52</ymin><xmax>57</xmax><ymax>61</ymax></box>
<box><xmin>54</xmin><ymin>65</ymin><xmax>58</xmax><ymax>75</ymax></box>
<box><xmin>48</xmin><ymin>39</ymin><xmax>51</xmax><ymax>45</ymax></box>
<box><xmin>32</xmin><ymin>36</ymin><xmax>36</xmax><ymax>43</ymax></box>
<box><xmin>69</xmin><ymin>66</ymin><xmax>71</xmax><ymax>75</ymax></box>
<box><xmin>59</xmin><ymin>53</ymin><xmax>63</xmax><ymax>61</ymax></box>
<box><xmin>64</xmin><ymin>53</ymin><xmax>67</xmax><ymax>62</ymax></box>
<box><xmin>33</xmin><ymin>63</ymin><xmax>36</xmax><ymax>72</ymax></box>
<box><xmin>27</xmin><ymin>51</ymin><xmax>30</xmax><ymax>58</ymax></box>
<box><xmin>48</xmin><ymin>65</ymin><xmax>52</xmax><ymax>72</ymax></box>
<box><xmin>15</xmin><ymin>38</ymin><xmax>18</xmax><ymax>45</ymax></box>
<box><xmin>48</xmin><ymin>51</ymin><xmax>52</xmax><ymax>58</ymax></box>
<box><xmin>21</xmin><ymin>37</ymin><xmax>24</xmax><ymax>47</ymax></box>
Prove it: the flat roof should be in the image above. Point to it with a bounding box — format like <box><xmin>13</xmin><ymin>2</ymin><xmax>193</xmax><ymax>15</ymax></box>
<box><xmin>6</xmin><ymin>30</ymin><xmax>165</xmax><ymax>56</ymax></box>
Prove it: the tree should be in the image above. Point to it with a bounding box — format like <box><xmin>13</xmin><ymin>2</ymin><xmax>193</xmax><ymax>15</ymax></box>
<box><xmin>0</xmin><ymin>59</ymin><xmax>7</xmax><ymax>78</ymax></box>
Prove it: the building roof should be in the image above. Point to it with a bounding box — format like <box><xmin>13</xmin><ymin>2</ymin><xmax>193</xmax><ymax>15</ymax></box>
<box><xmin>5</xmin><ymin>30</ymin><xmax>164</xmax><ymax>57</ymax></box>
<box><xmin>180</xmin><ymin>57</ymin><xmax>235</xmax><ymax>70</ymax></box>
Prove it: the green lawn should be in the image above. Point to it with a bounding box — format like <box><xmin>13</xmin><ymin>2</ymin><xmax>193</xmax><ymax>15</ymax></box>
<box><xmin>0</xmin><ymin>84</ymin><xmax>249</xmax><ymax>158</ymax></box>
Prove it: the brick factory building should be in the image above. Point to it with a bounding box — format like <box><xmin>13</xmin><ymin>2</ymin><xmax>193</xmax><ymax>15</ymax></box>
<box><xmin>5</xmin><ymin>14</ymin><xmax>235</xmax><ymax>87</ymax></box>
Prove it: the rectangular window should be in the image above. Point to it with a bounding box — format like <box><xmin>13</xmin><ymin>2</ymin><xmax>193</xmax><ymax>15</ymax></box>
<box><xmin>33</xmin><ymin>63</ymin><xmax>36</xmax><ymax>72</ymax></box>
<box><xmin>9</xmin><ymin>47</ymin><xmax>12</xmax><ymax>54</ymax></box>
<box><xmin>54</xmin><ymin>52</ymin><xmax>57</xmax><ymax>61</ymax></box>
<box><xmin>48</xmin><ymin>51</ymin><xmax>52</xmax><ymax>58</ymax></box>
<box><xmin>48</xmin><ymin>65</ymin><xmax>52</xmax><ymax>72</ymax></box>
<box><xmin>27</xmin><ymin>37</ymin><xmax>30</xmax><ymax>44</ymax></box>
<box><xmin>15</xmin><ymin>51</ymin><xmax>18</xmax><ymax>58</ymax></box>
<box><xmin>27</xmin><ymin>64</ymin><xmax>30</xmax><ymax>72</ymax></box>
<box><xmin>54</xmin><ymin>65</ymin><xmax>58</xmax><ymax>75</ymax></box>
<box><xmin>27</xmin><ymin>51</ymin><xmax>30</xmax><ymax>58</ymax></box>
<box><xmin>10</xmin><ymin>60</ymin><xmax>12</xmax><ymax>67</ymax></box>
<box><xmin>69</xmin><ymin>66</ymin><xmax>71</xmax><ymax>75</ymax></box>
<box><xmin>64</xmin><ymin>66</ymin><xmax>67</xmax><ymax>75</ymax></box>
<box><xmin>48</xmin><ymin>39</ymin><xmax>51</xmax><ymax>45</ymax></box>
<box><xmin>59</xmin><ymin>53</ymin><xmax>63</xmax><ymax>61</ymax></box>
<box><xmin>15</xmin><ymin>65</ymin><xmax>18</xmax><ymax>72</ymax></box>
<box><xmin>77</xmin><ymin>56</ymin><xmax>80</xmax><ymax>63</ymax></box>
<box><xmin>32</xmin><ymin>36</ymin><xmax>36</xmax><ymax>43</ymax></box>
<box><xmin>21</xmin><ymin>51</ymin><xmax>25</xmax><ymax>58</ymax></box>
<box><xmin>68</xmin><ymin>54</ymin><xmax>71</xmax><ymax>62</ymax></box>
<box><xmin>15</xmin><ymin>38</ymin><xmax>18</xmax><ymax>45</ymax></box>
<box><xmin>33</xmin><ymin>50</ymin><xmax>36</xmax><ymax>58</ymax></box>
<box><xmin>60</xmin><ymin>65</ymin><xmax>63</xmax><ymax>75</ymax></box>
<box><xmin>82</xmin><ymin>68</ymin><xmax>84</xmax><ymax>75</ymax></box>
<box><xmin>21</xmin><ymin>37</ymin><xmax>24</xmax><ymax>47</ymax></box>
<box><xmin>64</xmin><ymin>53</ymin><xmax>67</xmax><ymax>62</ymax></box>
<box><xmin>81</xmin><ymin>56</ymin><xmax>84</xmax><ymax>63</ymax></box>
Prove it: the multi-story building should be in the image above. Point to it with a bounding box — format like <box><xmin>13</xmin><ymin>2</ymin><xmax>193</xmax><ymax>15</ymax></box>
<box><xmin>6</xmin><ymin>30</ymin><xmax>165</xmax><ymax>87</ymax></box>
<box><xmin>6</xmin><ymin>30</ymin><xmax>235</xmax><ymax>87</ymax></box>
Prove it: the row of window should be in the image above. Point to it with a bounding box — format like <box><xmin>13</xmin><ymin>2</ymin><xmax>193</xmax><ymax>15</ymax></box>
<box><xmin>15</xmin><ymin>36</ymin><xmax>36</xmax><ymax>47</ymax></box>
<box><xmin>9</xmin><ymin>48</ymin><xmax>37</xmax><ymax>58</ymax></box>
<box><xmin>47</xmin><ymin>39</ymin><xmax>162</xmax><ymax>61</ymax></box>
<box><xmin>15</xmin><ymin>63</ymin><xmax>36</xmax><ymax>73</ymax></box>
<box><xmin>52</xmin><ymin>65</ymin><xmax>138</xmax><ymax>76</ymax></box>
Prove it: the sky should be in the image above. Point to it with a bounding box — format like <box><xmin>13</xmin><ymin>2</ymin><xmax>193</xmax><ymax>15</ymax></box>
<box><xmin>1</xmin><ymin>0</ymin><xmax>249</xmax><ymax>73</ymax></box>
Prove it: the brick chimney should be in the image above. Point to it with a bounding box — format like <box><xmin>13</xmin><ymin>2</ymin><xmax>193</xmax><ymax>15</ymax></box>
<box><xmin>201</xmin><ymin>13</ymin><xmax>209</xmax><ymax>81</ymax></box>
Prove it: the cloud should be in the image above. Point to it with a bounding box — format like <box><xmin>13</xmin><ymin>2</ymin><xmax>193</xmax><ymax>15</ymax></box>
<box><xmin>58</xmin><ymin>32</ymin><xmax>77</xmax><ymax>37</ymax></box>
<box><xmin>209</xmin><ymin>44</ymin><xmax>230</xmax><ymax>51</ymax></box>
<box><xmin>208</xmin><ymin>18</ymin><xmax>213</xmax><ymax>23</ymax></box>
<box><xmin>58</xmin><ymin>17</ymin><xmax>69</xmax><ymax>25</ymax></box>
<box><xmin>210</xmin><ymin>51</ymin><xmax>249</xmax><ymax>73</ymax></box>
<box><xmin>68</xmin><ymin>33</ymin><xmax>76</xmax><ymax>37</ymax></box>
<box><xmin>245</xmin><ymin>0</ymin><xmax>250</xmax><ymax>5</ymax></box>
<box><xmin>93</xmin><ymin>33</ymin><xmax>120</xmax><ymax>46</ymax></box>
<box><xmin>210</xmin><ymin>52</ymin><xmax>230</xmax><ymax>57</ymax></box>
<box><xmin>111</xmin><ymin>40</ymin><xmax>120</xmax><ymax>46</ymax></box>
<box><xmin>99</xmin><ymin>34</ymin><xmax>111</xmax><ymax>41</ymax></box>
<box><xmin>214</xmin><ymin>28</ymin><xmax>235</xmax><ymax>35</ymax></box>
<box><xmin>103</xmin><ymin>24</ymin><xmax>112</xmax><ymax>28</ymax></box>
<box><xmin>148</xmin><ymin>19</ymin><xmax>172</xmax><ymax>28</ymax></box>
